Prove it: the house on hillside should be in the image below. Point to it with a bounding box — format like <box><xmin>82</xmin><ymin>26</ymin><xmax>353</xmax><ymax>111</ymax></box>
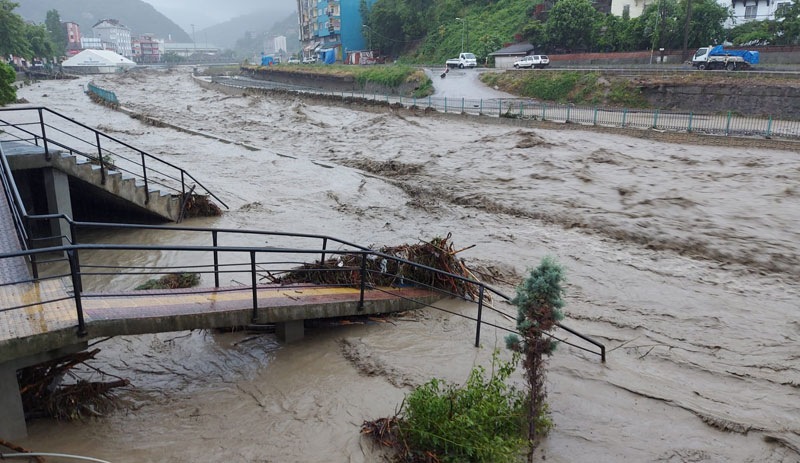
<box><xmin>489</xmin><ymin>42</ymin><xmax>535</xmax><ymax>69</ymax></box>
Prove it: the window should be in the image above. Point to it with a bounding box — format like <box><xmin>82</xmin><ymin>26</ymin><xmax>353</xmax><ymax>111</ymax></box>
<box><xmin>745</xmin><ymin>4</ymin><xmax>758</xmax><ymax>19</ymax></box>
<box><xmin>776</xmin><ymin>2</ymin><xmax>790</xmax><ymax>16</ymax></box>
<box><xmin>622</xmin><ymin>4</ymin><xmax>630</xmax><ymax>16</ymax></box>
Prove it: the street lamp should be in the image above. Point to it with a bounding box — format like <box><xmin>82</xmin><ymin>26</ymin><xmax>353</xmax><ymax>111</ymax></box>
<box><xmin>455</xmin><ymin>17</ymin><xmax>465</xmax><ymax>53</ymax></box>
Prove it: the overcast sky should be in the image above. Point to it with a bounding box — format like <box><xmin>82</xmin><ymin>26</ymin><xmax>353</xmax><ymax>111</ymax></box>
<box><xmin>144</xmin><ymin>0</ymin><xmax>295</xmax><ymax>31</ymax></box>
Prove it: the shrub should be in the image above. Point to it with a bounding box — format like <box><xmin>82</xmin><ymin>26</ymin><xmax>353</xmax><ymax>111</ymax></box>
<box><xmin>396</xmin><ymin>353</ymin><xmax>529</xmax><ymax>463</ymax></box>
<box><xmin>0</xmin><ymin>62</ymin><xmax>18</xmax><ymax>106</ymax></box>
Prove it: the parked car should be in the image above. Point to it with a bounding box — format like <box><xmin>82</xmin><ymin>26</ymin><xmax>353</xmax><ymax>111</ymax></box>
<box><xmin>302</xmin><ymin>56</ymin><xmax>317</xmax><ymax>64</ymax></box>
<box><xmin>287</xmin><ymin>57</ymin><xmax>301</xmax><ymax>64</ymax></box>
<box><xmin>513</xmin><ymin>55</ymin><xmax>550</xmax><ymax>69</ymax></box>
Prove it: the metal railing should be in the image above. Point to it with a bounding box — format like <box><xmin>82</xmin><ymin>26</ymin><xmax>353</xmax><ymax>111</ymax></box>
<box><xmin>0</xmin><ymin>106</ymin><xmax>228</xmax><ymax>210</ymax></box>
<box><xmin>0</xmin><ymin>146</ymin><xmax>605</xmax><ymax>362</ymax></box>
<box><xmin>213</xmin><ymin>74</ymin><xmax>800</xmax><ymax>140</ymax></box>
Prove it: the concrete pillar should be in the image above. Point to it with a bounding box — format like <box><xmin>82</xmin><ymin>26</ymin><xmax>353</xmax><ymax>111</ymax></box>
<box><xmin>43</xmin><ymin>167</ymin><xmax>73</xmax><ymax>246</ymax></box>
<box><xmin>0</xmin><ymin>363</ymin><xmax>26</xmax><ymax>440</ymax></box>
<box><xmin>276</xmin><ymin>320</ymin><xmax>304</xmax><ymax>343</ymax></box>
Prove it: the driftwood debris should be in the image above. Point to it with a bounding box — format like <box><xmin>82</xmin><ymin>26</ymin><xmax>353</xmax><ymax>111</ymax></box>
<box><xmin>270</xmin><ymin>233</ymin><xmax>482</xmax><ymax>300</ymax></box>
<box><xmin>18</xmin><ymin>349</ymin><xmax>129</xmax><ymax>421</ymax></box>
<box><xmin>0</xmin><ymin>439</ymin><xmax>46</xmax><ymax>462</ymax></box>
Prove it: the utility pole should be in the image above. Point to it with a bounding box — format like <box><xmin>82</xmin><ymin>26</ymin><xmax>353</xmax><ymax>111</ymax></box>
<box><xmin>191</xmin><ymin>24</ymin><xmax>197</xmax><ymax>53</ymax></box>
<box><xmin>682</xmin><ymin>0</ymin><xmax>693</xmax><ymax>62</ymax></box>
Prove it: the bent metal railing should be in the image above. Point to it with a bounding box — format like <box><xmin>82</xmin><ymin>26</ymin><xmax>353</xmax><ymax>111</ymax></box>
<box><xmin>0</xmin><ymin>132</ymin><xmax>605</xmax><ymax>362</ymax></box>
<box><xmin>0</xmin><ymin>106</ymin><xmax>228</xmax><ymax>210</ymax></box>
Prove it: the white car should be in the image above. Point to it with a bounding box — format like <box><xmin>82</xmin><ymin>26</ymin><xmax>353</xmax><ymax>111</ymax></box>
<box><xmin>302</xmin><ymin>56</ymin><xmax>317</xmax><ymax>64</ymax></box>
<box><xmin>513</xmin><ymin>55</ymin><xmax>550</xmax><ymax>69</ymax></box>
<box><xmin>287</xmin><ymin>57</ymin><xmax>301</xmax><ymax>64</ymax></box>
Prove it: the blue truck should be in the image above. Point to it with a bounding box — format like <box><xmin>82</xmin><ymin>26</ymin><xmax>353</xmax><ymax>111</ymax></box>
<box><xmin>692</xmin><ymin>45</ymin><xmax>759</xmax><ymax>71</ymax></box>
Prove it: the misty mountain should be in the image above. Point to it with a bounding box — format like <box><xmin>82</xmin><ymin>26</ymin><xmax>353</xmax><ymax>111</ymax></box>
<box><xmin>15</xmin><ymin>0</ymin><xmax>191</xmax><ymax>42</ymax></box>
<box><xmin>198</xmin><ymin>7</ymin><xmax>298</xmax><ymax>50</ymax></box>
<box><xmin>231</xmin><ymin>12</ymin><xmax>301</xmax><ymax>59</ymax></box>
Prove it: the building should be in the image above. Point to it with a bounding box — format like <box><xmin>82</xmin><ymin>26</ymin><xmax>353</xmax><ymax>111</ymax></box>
<box><xmin>488</xmin><ymin>42</ymin><xmax>536</xmax><ymax>69</ymax></box>
<box><xmin>297</xmin><ymin>0</ymin><xmax>376</xmax><ymax>62</ymax></box>
<box><xmin>133</xmin><ymin>35</ymin><xmax>164</xmax><ymax>64</ymax></box>
<box><xmin>80</xmin><ymin>37</ymin><xmax>104</xmax><ymax>50</ymax></box>
<box><xmin>63</xmin><ymin>21</ymin><xmax>82</xmax><ymax>56</ymax></box>
<box><xmin>729</xmin><ymin>0</ymin><xmax>793</xmax><ymax>24</ymax></box>
<box><xmin>610</xmin><ymin>0</ymin><xmax>791</xmax><ymax>23</ymax></box>
<box><xmin>92</xmin><ymin>19</ymin><xmax>133</xmax><ymax>58</ymax></box>
<box><xmin>274</xmin><ymin>35</ymin><xmax>288</xmax><ymax>54</ymax></box>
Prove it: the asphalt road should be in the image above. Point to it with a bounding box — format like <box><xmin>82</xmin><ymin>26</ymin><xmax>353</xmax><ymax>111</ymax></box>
<box><xmin>424</xmin><ymin>67</ymin><xmax>516</xmax><ymax>99</ymax></box>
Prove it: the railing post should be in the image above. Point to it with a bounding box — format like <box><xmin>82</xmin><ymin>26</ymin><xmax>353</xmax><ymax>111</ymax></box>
<box><xmin>593</xmin><ymin>106</ymin><xmax>598</xmax><ymax>126</ymax></box>
<box><xmin>358</xmin><ymin>253</ymin><xmax>367</xmax><ymax>311</ymax></box>
<box><xmin>622</xmin><ymin>108</ymin><xmax>628</xmax><ymax>127</ymax></box>
<box><xmin>498</xmin><ymin>100</ymin><xmax>502</xmax><ymax>116</ymax></box>
<box><xmin>725</xmin><ymin>111</ymin><xmax>732</xmax><ymax>136</ymax></box>
<box><xmin>474</xmin><ymin>285</ymin><xmax>484</xmax><ymax>347</ymax></box>
<box><xmin>653</xmin><ymin>109</ymin><xmax>659</xmax><ymax>129</ymax></box>
<box><xmin>688</xmin><ymin>112</ymin><xmax>694</xmax><ymax>133</ymax></box>
<box><xmin>140</xmin><ymin>151</ymin><xmax>149</xmax><ymax>204</ymax></box>
<box><xmin>444</xmin><ymin>97</ymin><xmax>447</xmax><ymax>113</ymax></box>
<box><xmin>67</xmin><ymin>249</ymin><xmax>87</xmax><ymax>337</ymax></box>
<box><xmin>320</xmin><ymin>237</ymin><xmax>328</xmax><ymax>264</ymax></box>
<box><xmin>766</xmin><ymin>115</ymin><xmax>773</xmax><ymax>137</ymax></box>
<box><xmin>250</xmin><ymin>251</ymin><xmax>258</xmax><ymax>322</ymax></box>
<box><xmin>24</xmin><ymin>217</ymin><xmax>39</xmax><ymax>279</ymax></box>
<box><xmin>37</xmin><ymin>108</ymin><xmax>50</xmax><ymax>160</ymax></box>
<box><xmin>212</xmin><ymin>230</ymin><xmax>220</xmax><ymax>288</ymax></box>
<box><xmin>542</xmin><ymin>103</ymin><xmax>546</xmax><ymax>121</ymax></box>
<box><xmin>479</xmin><ymin>98</ymin><xmax>483</xmax><ymax>114</ymax></box>
<box><xmin>95</xmin><ymin>132</ymin><xmax>106</xmax><ymax>185</ymax></box>
<box><xmin>566</xmin><ymin>105</ymin><xmax>571</xmax><ymax>123</ymax></box>
<box><xmin>180</xmin><ymin>170</ymin><xmax>186</xmax><ymax>199</ymax></box>
<box><xmin>461</xmin><ymin>97</ymin><xmax>464</xmax><ymax>113</ymax></box>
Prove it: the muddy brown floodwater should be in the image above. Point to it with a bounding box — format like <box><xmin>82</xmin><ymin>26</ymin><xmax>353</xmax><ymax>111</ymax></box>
<box><xmin>12</xmin><ymin>67</ymin><xmax>800</xmax><ymax>463</ymax></box>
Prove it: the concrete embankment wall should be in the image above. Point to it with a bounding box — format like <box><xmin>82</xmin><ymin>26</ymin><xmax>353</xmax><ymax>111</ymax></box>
<box><xmin>639</xmin><ymin>82</ymin><xmax>800</xmax><ymax>118</ymax></box>
<box><xmin>238</xmin><ymin>67</ymin><xmax>424</xmax><ymax>96</ymax></box>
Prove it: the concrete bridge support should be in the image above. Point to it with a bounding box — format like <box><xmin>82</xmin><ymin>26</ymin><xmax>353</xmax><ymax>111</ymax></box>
<box><xmin>276</xmin><ymin>320</ymin><xmax>304</xmax><ymax>343</ymax></box>
<box><xmin>0</xmin><ymin>363</ymin><xmax>27</xmax><ymax>440</ymax></box>
<box><xmin>43</xmin><ymin>167</ymin><xmax>73</xmax><ymax>245</ymax></box>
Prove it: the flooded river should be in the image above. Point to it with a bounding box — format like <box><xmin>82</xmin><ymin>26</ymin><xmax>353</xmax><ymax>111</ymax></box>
<box><xmin>13</xmin><ymin>68</ymin><xmax>800</xmax><ymax>462</ymax></box>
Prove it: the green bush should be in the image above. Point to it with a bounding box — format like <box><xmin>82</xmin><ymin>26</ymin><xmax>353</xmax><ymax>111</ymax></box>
<box><xmin>0</xmin><ymin>62</ymin><xmax>17</xmax><ymax>106</ymax></box>
<box><xmin>521</xmin><ymin>72</ymin><xmax>582</xmax><ymax>102</ymax></box>
<box><xmin>398</xmin><ymin>353</ymin><xmax>528</xmax><ymax>463</ymax></box>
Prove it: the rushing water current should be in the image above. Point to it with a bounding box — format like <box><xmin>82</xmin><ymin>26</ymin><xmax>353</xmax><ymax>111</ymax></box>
<box><xmin>12</xmin><ymin>68</ymin><xmax>800</xmax><ymax>463</ymax></box>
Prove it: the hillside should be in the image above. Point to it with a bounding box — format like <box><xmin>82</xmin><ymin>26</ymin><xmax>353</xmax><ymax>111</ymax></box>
<box><xmin>15</xmin><ymin>0</ymin><xmax>191</xmax><ymax>42</ymax></box>
<box><xmin>198</xmin><ymin>8</ymin><xmax>298</xmax><ymax>50</ymax></box>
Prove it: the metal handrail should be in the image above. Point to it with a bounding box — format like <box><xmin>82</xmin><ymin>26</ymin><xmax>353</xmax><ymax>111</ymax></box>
<box><xmin>0</xmin><ymin>107</ymin><xmax>228</xmax><ymax>209</ymax></box>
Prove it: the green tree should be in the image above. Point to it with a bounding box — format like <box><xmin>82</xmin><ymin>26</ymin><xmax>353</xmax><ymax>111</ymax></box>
<box><xmin>506</xmin><ymin>257</ymin><xmax>565</xmax><ymax>445</ymax></box>
<box><xmin>545</xmin><ymin>0</ymin><xmax>599</xmax><ymax>51</ymax></box>
<box><xmin>520</xmin><ymin>19</ymin><xmax>547</xmax><ymax>50</ymax></box>
<box><xmin>640</xmin><ymin>0</ymin><xmax>679</xmax><ymax>50</ymax></box>
<box><xmin>45</xmin><ymin>9</ymin><xmax>67</xmax><ymax>56</ymax></box>
<box><xmin>0</xmin><ymin>0</ymin><xmax>32</xmax><ymax>58</ymax></box>
<box><xmin>775</xmin><ymin>0</ymin><xmax>800</xmax><ymax>44</ymax></box>
<box><xmin>0</xmin><ymin>60</ymin><xmax>16</xmax><ymax>105</ymax></box>
<box><xmin>677</xmin><ymin>0</ymin><xmax>729</xmax><ymax>48</ymax></box>
<box><xmin>24</xmin><ymin>23</ymin><xmax>56</xmax><ymax>60</ymax></box>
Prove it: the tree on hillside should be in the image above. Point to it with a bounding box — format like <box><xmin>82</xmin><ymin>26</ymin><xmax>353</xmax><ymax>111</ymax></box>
<box><xmin>775</xmin><ymin>0</ymin><xmax>800</xmax><ymax>44</ymax></box>
<box><xmin>640</xmin><ymin>0</ymin><xmax>679</xmax><ymax>51</ymax></box>
<box><xmin>0</xmin><ymin>0</ymin><xmax>32</xmax><ymax>58</ymax></box>
<box><xmin>545</xmin><ymin>0</ymin><xmax>599</xmax><ymax>51</ymax></box>
<box><xmin>45</xmin><ymin>9</ymin><xmax>67</xmax><ymax>56</ymax></box>
<box><xmin>363</xmin><ymin>0</ymin><xmax>405</xmax><ymax>56</ymax></box>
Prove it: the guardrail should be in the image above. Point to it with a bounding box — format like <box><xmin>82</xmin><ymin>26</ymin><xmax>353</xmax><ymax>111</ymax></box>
<box><xmin>212</xmin><ymin>74</ymin><xmax>800</xmax><ymax>140</ymax></box>
<box><xmin>0</xmin><ymin>106</ymin><xmax>228</xmax><ymax>210</ymax></box>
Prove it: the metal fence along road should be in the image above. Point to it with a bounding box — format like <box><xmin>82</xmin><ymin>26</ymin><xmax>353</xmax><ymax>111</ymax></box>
<box><xmin>209</xmin><ymin>75</ymin><xmax>800</xmax><ymax>141</ymax></box>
